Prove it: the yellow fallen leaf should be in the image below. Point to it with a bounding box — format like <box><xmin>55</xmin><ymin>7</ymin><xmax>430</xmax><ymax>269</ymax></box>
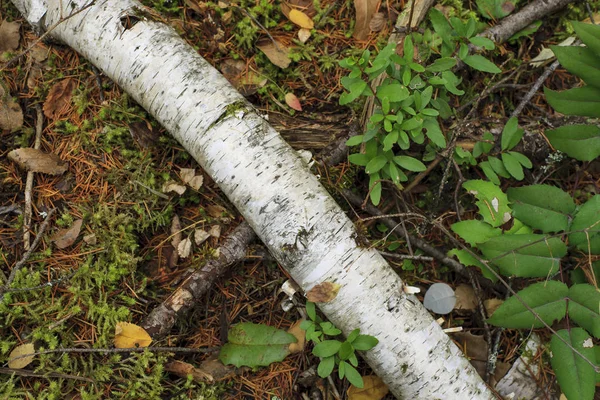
<box><xmin>287</xmin><ymin>320</ymin><xmax>306</xmax><ymax>353</ymax></box>
<box><xmin>256</xmin><ymin>38</ymin><xmax>291</xmax><ymax>69</ymax></box>
<box><xmin>289</xmin><ymin>9</ymin><xmax>314</xmax><ymax>29</ymax></box>
<box><xmin>306</xmin><ymin>281</ymin><xmax>341</xmax><ymax>303</ymax></box>
<box><xmin>114</xmin><ymin>322</ymin><xmax>152</xmax><ymax>348</ymax></box>
<box><xmin>347</xmin><ymin>375</ymin><xmax>389</xmax><ymax>400</ymax></box>
<box><xmin>8</xmin><ymin>343</ymin><xmax>35</xmax><ymax>369</ymax></box>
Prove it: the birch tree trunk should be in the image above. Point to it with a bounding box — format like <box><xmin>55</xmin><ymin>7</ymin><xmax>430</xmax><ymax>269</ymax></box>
<box><xmin>11</xmin><ymin>0</ymin><xmax>495</xmax><ymax>397</ymax></box>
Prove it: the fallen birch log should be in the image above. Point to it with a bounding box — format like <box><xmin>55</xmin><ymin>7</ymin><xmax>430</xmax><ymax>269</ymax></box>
<box><xmin>10</xmin><ymin>0</ymin><xmax>494</xmax><ymax>397</ymax></box>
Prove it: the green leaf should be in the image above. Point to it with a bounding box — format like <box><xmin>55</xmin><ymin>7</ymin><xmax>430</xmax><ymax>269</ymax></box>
<box><xmin>551</xmin><ymin>46</ymin><xmax>600</xmax><ymax>89</ymax></box>
<box><xmin>347</xmin><ymin>329</ymin><xmax>360</xmax><ymax>343</ymax></box>
<box><xmin>403</xmin><ymin>35</ymin><xmax>414</xmax><ymax>62</ymax></box>
<box><xmin>338</xmin><ymin>359</ymin><xmax>346</xmax><ymax>379</ymax></box>
<box><xmin>569</xmin><ymin>284</ymin><xmax>600</xmax><ymax>338</ymax></box>
<box><xmin>376</xmin><ymin>84</ymin><xmax>410</xmax><ymax>102</ymax></box>
<box><xmin>501</xmin><ymin>117</ymin><xmax>523</xmax><ymax>151</ymax></box>
<box><xmin>501</xmin><ymin>152</ymin><xmax>524</xmax><ymax>180</ymax></box>
<box><xmin>441</xmin><ymin>71</ymin><xmax>465</xmax><ymax>95</ymax></box>
<box><xmin>486</xmin><ymin>281</ymin><xmax>568</xmax><ymax>328</ymax></box>
<box><xmin>420</xmin><ymin>86</ymin><xmax>433</xmax><ymax>109</ymax></box>
<box><xmin>383</xmin><ymin>131</ymin><xmax>398</xmax><ymax>152</ymax></box>
<box><xmin>345</xmin><ymin>135</ymin><xmax>364</xmax><ymax>147</ymax></box>
<box><xmin>449</xmin><ymin>17</ymin><xmax>466</xmax><ymax>37</ymax></box>
<box><xmin>348</xmin><ymin>352</ymin><xmax>359</xmax><ymax>367</ymax></box>
<box><xmin>338</xmin><ymin>341</ymin><xmax>354</xmax><ymax>360</ymax></box>
<box><xmin>507</xmin><ymin>185</ymin><xmax>576</xmax><ymax>233</ymax></box>
<box><xmin>463</xmin><ymin>54</ymin><xmax>501</xmax><ymax>74</ymax></box>
<box><xmin>344</xmin><ymin>364</ymin><xmax>364</xmax><ymax>388</ymax></box>
<box><xmin>474</xmin><ymin>131</ymin><xmax>495</xmax><ymax>157</ymax></box>
<box><xmin>300</xmin><ymin>320</ymin><xmax>314</xmax><ymax>330</ymax></box>
<box><xmin>508</xmin><ymin>21</ymin><xmax>542</xmax><ymax>42</ymax></box>
<box><xmin>469</xmin><ymin>36</ymin><xmax>495</xmax><ymax>50</ymax></box>
<box><xmin>544</xmin><ymin>86</ymin><xmax>600</xmax><ymax>118</ymax></box>
<box><xmin>478</xmin><ymin>234</ymin><xmax>567</xmax><ymax>277</ymax></box>
<box><xmin>451</xmin><ymin>220</ymin><xmax>502</xmax><ymax>246</ymax></box>
<box><xmin>400</xmin><ymin>117</ymin><xmax>422</xmax><ymax>131</ymax></box>
<box><xmin>545</xmin><ymin>124</ymin><xmax>600</xmax><ymax>161</ymax></box>
<box><xmin>352</xmin><ymin>334</ymin><xmax>379</xmax><ymax>351</ymax></box>
<box><xmin>421</xmin><ymin>108</ymin><xmax>439</xmax><ymax>117</ymax></box>
<box><xmin>219</xmin><ymin>322</ymin><xmax>296</xmax><ymax>367</ymax></box>
<box><xmin>448</xmin><ymin>248</ymin><xmax>498</xmax><ymax>282</ymax></box>
<box><xmin>409</xmin><ymin>62</ymin><xmax>425</xmax><ymax>72</ymax></box>
<box><xmin>463</xmin><ymin>180</ymin><xmax>511</xmax><ymax>227</ymax></box>
<box><xmin>313</xmin><ymin>340</ymin><xmax>342</xmax><ymax>358</ymax></box>
<box><xmin>393</xmin><ymin>156</ymin><xmax>426</xmax><ymax>172</ymax></box>
<box><xmin>573</xmin><ymin>21</ymin><xmax>600</xmax><ymax>56</ymax></box>
<box><xmin>306</xmin><ymin>301</ymin><xmax>316</xmax><ymax>321</ymax></box>
<box><xmin>479</xmin><ymin>161</ymin><xmax>500</xmax><ymax>185</ymax></box>
<box><xmin>348</xmin><ymin>153</ymin><xmax>370</xmax><ymax>166</ymax></box>
<box><xmin>458</xmin><ymin>43</ymin><xmax>469</xmax><ymax>60</ymax></box>
<box><xmin>508</xmin><ymin>151</ymin><xmax>532</xmax><ymax>168</ymax></box>
<box><xmin>365</xmin><ymin>155</ymin><xmax>388</xmax><ymax>174</ymax></box>
<box><xmin>476</xmin><ymin>0</ymin><xmax>516</xmax><ymax>19</ymax></box>
<box><xmin>488</xmin><ymin>156</ymin><xmax>511</xmax><ymax>178</ymax></box>
<box><xmin>550</xmin><ymin>329</ymin><xmax>596</xmax><ymax>400</ymax></box>
<box><xmin>317</xmin><ymin>356</ymin><xmax>335</xmax><ymax>378</ymax></box>
<box><xmin>388</xmin><ymin>162</ymin><xmax>401</xmax><ymax>184</ymax></box>
<box><xmin>428</xmin><ymin>8</ymin><xmax>452</xmax><ymax>38</ymax></box>
<box><xmin>369</xmin><ymin>172</ymin><xmax>382</xmax><ymax>206</ymax></box>
<box><xmin>423</xmin><ymin>118</ymin><xmax>446</xmax><ymax>147</ymax></box>
<box><xmin>569</xmin><ymin>195</ymin><xmax>600</xmax><ymax>254</ymax></box>
<box><xmin>427</xmin><ymin>57</ymin><xmax>457</xmax><ymax>72</ymax></box>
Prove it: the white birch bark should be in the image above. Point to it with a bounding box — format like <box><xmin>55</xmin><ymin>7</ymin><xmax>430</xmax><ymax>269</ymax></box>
<box><xmin>10</xmin><ymin>0</ymin><xmax>495</xmax><ymax>397</ymax></box>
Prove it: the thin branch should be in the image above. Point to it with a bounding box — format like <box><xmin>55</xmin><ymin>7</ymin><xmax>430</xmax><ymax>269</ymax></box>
<box><xmin>23</xmin><ymin>105</ymin><xmax>44</xmax><ymax>251</ymax></box>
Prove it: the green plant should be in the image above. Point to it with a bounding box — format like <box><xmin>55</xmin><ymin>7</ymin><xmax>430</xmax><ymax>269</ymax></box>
<box><xmin>339</xmin><ymin>10</ymin><xmax>499</xmax><ymax>205</ymax></box>
<box><xmin>543</xmin><ymin>21</ymin><xmax>600</xmax><ymax>161</ymax></box>
<box><xmin>300</xmin><ymin>302</ymin><xmax>378</xmax><ymax>388</ymax></box>
<box><xmin>450</xmin><ymin>181</ymin><xmax>600</xmax><ymax>399</ymax></box>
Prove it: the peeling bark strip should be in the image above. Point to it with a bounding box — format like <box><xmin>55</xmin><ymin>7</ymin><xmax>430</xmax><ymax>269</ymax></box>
<box><xmin>11</xmin><ymin>0</ymin><xmax>494</xmax><ymax>397</ymax></box>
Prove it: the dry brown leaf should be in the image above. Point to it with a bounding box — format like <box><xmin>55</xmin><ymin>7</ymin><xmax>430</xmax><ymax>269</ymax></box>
<box><xmin>209</xmin><ymin>225</ymin><xmax>221</xmax><ymax>238</ymax></box>
<box><xmin>207</xmin><ymin>204</ymin><xmax>227</xmax><ymax>218</ymax></box>
<box><xmin>454</xmin><ymin>284</ymin><xmax>477</xmax><ymax>311</ymax></box>
<box><xmin>178</xmin><ymin>237</ymin><xmax>192</xmax><ymax>258</ymax></box>
<box><xmin>43</xmin><ymin>78</ymin><xmax>76</xmax><ymax>120</ymax></box>
<box><xmin>484</xmin><ymin>298</ymin><xmax>504</xmax><ymax>316</ymax></box>
<box><xmin>194</xmin><ymin>229</ymin><xmax>210</xmax><ymax>245</ymax></box>
<box><xmin>285</xmin><ymin>93</ymin><xmax>302</xmax><ymax>111</ymax></box>
<box><xmin>0</xmin><ymin>81</ymin><xmax>23</xmax><ymax>131</ymax></box>
<box><xmin>289</xmin><ymin>9</ymin><xmax>314</xmax><ymax>29</ymax></box>
<box><xmin>30</xmin><ymin>43</ymin><xmax>49</xmax><ymax>62</ymax></box>
<box><xmin>8</xmin><ymin>148</ymin><xmax>67</xmax><ymax>174</ymax></box>
<box><xmin>8</xmin><ymin>343</ymin><xmax>35</xmax><ymax>369</ymax></box>
<box><xmin>0</xmin><ymin>20</ymin><xmax>20</xmax><ymax>53</ymax></box>
<box><xmin>165</xmin><ymin>358</ymin><xmax>236</xmax><ymax>383</ymax></box>
<box><xmin>347</xmin><ymin>375</ymin><xmax>389</xmax><ymax>399</ymax></box>
<box><xmin>83</xmin><ymin>233</ymin><xmax>96</xmax><ymax>245</ymax></box>
<box><xmin>297</xmin><ymin>28</ymin><xmax>311</xmax><ymax>43</ymax></box>
<box><xmin>170</xmin><ymin>215</ymin><xmax>182</xmax><ymax>267</ymax></box>
<box><xmin>114</xmin><ymin>322</ymin><xmax>152</xmax><ymax>348</ymax></box>
<box><xmin>27</xmin><ymin>65</ymin><xmax>43</xmax><ymax>90</ymax></box>
<box><xmin>184</xmin><ymin>0</ymin><xmax>206</xmax><ymax>13</ymax></box>
<box><xmin>128</xmin><ymin>121</ymin><xmax>159</xmax><ymax>149</ymax></box>
<box><xmin>180</xmin><ymin>168</ymin><xmax>203</xmax><ymax>190</ymax></box>
<box><xmin>452</xmin><ymin>331</ymin><xmax>511</xmax><ymax>381</ymax></box>
<box><xmin>353</xmin><ymin>0</ymin><xmax>379</xmax><ymax>40</ymax></box>
<box><xmin>219</xmin><ymin>59</ymin><xmax>266</xmax><ymax>96</ymax></box>
<box><xmin>256</xmin><ymin>38</ymin><xmax>291</xmax><ymax>69</ymax></box>
<box><xmin>163</xmin><ymin>181</ymin><xmax>186</xmax><ymax>195</ymax></box>
<box><xmin>287</xmin><ymin>320</ymin><xmax>306</xmax><ymax>353</ymax></box>
<box><xmin>51</xmin><ymin>219</ymin><xmax>83</xmax><ymax>249</ymax></box>
<box><xmin>306</xmin><ymin>282</ymin><xmax>341</xmax><ymax>303</ymax></box>
<box><xmin>369</xmin><ymin>12</ymin><xmax>386</xmax><ymax>32</ymax></box>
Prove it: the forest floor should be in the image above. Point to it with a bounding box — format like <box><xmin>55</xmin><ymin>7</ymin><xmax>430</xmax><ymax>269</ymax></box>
<box><xmin>0</xmin><ymin>0</ymin><xmax>599</xmax><ymax>399</ymax></box>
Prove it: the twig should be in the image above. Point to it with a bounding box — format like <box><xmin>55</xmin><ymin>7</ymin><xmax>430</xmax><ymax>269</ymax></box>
<box><xmin>0</xmin><ymin>208</ymin><xmax>56</xmax><ymax>302</ymax></box>
<box><xmin>378</xmin><ymin>251</ymin><xmax>433</xmax><ymax>261</ymax></box>
<box><xmin>510</xmin><ymin>60</ymin><xmax>560</xmax><ymax>119</ymax></box>
<box><xmin>0</xmin><ymin>367</ymin><xmax>94</xmax><ymax>382</ymax></box>
<box><xmin>3</xmin><ymin>271</ymin><xmax>75</xmax><ymax>293</ymax></box>
<box><xmin>23</xmin><ymin>105</ymin><xmax>44</xmax><ymax>251</ymax></box>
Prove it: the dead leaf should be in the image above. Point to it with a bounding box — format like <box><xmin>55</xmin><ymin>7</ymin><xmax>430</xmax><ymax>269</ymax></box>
<box><xmin>43</xmin><ymin>78</ymin><xmax>76</xmax><ymax>120</ymax></box>
<box><xmin>369</xmin><ymin>12</ymin><xmax>386</xmax><ymax>32</ymax></box>
<box><xmin>8</xmin><ymin>343</ymin><xmax>35</xmax><ymax>369</ymax></box>
<box><xmin>484</xmin><ymin>298</ymin><xmax>504</xmax><ymax>316</ymax></box>
<box><xmin>114</xmin><ymin>322</ymin><xmax>152</xmax><ymax>348</ymax></box>
<box><xmin>219</xmin><ymin>59</ymin><xmax>267</xmax><ymax>96</ymax></box>
<box><xmin>209</xmin><ymin>225</ymin><xmax>221</xmax><ymax>238</ymax></box>
<box><xmin>184</xmin><ymin>0</ymin><xmax>206</xmax><ymax>13</ymax></box>
<box><xmin>353</xmin><ymin>0</ymin><xmax>379</xmax><ymax>40</ymax></box>
<box><xmin>452</xmin><ymin>331</ymin><xmax>510</xmax><ymax>381</ymax></box>
<box><xmin>0</xmin><ymin>81</ymin><xmax>23</xmax><ymax>131</ymax></box>
<box><xmin>27</xmin><ymin>64</ymin><xmax>43</xmax><ymax>90</ymax></box>
<box><xmin>288</xmin><ymin>9</ymin><xmax>314</xmax><ymax>29</ymax></box>
<box><xmin>256</xmin><ymin>38</ymin><xmax>291</xmax><ymax>69</ymax></box>
<box><xmin>454</xmin><ymin>284</ymin><xmax>477</xmax><ymax>311</ymax></box>
<box><xmin>165</xmin><ymin>358</ymin><xmax>236</xmax><ymax>383</ymax></box>
<box><xmin>29</xmin><ymin>43</ymin><xmax>49</xmax><ymax>62</ymax></box>
<box><xmin>0</xmin><ymin>20</ymin><xmax>20</xmax><ymax>53</ymax></box>
<box><xmin>347</xmin><ymin>375</ymin><xmax>389</xmax><ymax>399</ymax></box>
<box><xmin>306</xmin><ymin>282</ymin><xmax>341</xmax><ymax>303</ymax></box>
<box><xmin>285</xmin><ymin>93</ymin><xmax>302</xmax><ymax>111</ymax></box>
<box><xmin>51</xmin><ymin>219</ymin><xmax>83</xmax><ymax>249</ymax></box>
<box><xmin>207</xmin><ymin>205</ymin><xmax>227</xmax><ymax>218</ymax></box>
<box><xmin>83</xmin><ymin>233</ymin><xmax>96</xmax><ymax>245</ymax></box>
<box><xmin>194</xmin><ymin>229</ymin><xmax>210</xmax><ymax>245</ymax></box>
<box><xmin>298</xmin><ymin>28</ymin><xmax>311</xmax><ymax>43</ymax></box>
<box><xmin>178</xmin><ymin>237</ymin><xmax>192</xmax><ymax>258</ymax></box>
<box><xmin>180</xmin><ymin>168</ymin><xmax>203</xmax><ymax>190</ymax></box>
<box><xmin>8</xmin><ymin>148</ymin><xmax>67</xmax><ymax>175</ymax></box>
<box><xmin>170</xmin><ymin>215</ymin><xmax>182</xmax><ymax>267</ymax></box>
<box><xmin>128</xmin><ymin>121</ymin><xmax>159</xmax><ymax>149</ymax></box>
<box><xmin>163</xmin><ymin>181</ymin><xmax>186</xmax><ymax>195</ymax></box>
<box><xmin>287</xmin><ymin>320</ymin><xmax>306</xmax><ymax>353</ymax></box>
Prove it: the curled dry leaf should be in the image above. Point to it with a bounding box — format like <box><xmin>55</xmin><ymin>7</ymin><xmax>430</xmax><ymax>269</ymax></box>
<box><xmin>454</xmin><ymin>284</ymin><xmax>477</xmax><ymax>311</ymax></box>
<box><xmin>347</xmin><ymin>375</ymin><xmax>389</xmax><ymax>399</ymax></box>
<box><xmin>209</xmin><ymin>225</ymin><xmax>221</xmax><ymax>238</ymax></box>
<box><xmin>306</xmin><ymin>281</ymin><xmax>341</xmax><ymax>303</ymax></box>
<box><xmin>43</xmin><ymin>78</ymin><xmax>76</xmax><ymax>120</ymax></box>
<box><xmin>165</xmin><ymin>358</ymin><xmax>236</xmax><ymax>383</ymax></box>
<box><xmin>8</xmin><ymin>148</ymin><xmax>68</xmax><ymax>175</ymax></box>
<box><xmin>114</xmin><ymin>322</ymin><xmax>152</xmax><ymax>348</ymax></box>
<box><xmin>0</xmin><ymin>81</ymin><xmax>23</xmax><ymax>131</ymax></box>
<box><xmin>369</xmin><ymin>12</ymin><xmax>386</xmax><ymax>32</ymax></box>
<box><xmin>207</xmin><ymin>204</ymin><xmax>227</xmax><ymax>218</ymax></box>
<box><xmin>288</xmin><ymin>9</ymin><xmax>314</xmax><ymax>29</ymax></box>
<box><xmin>51</xmin><ymin>219</ymin><xmax>83</xmax><ymax>249</ymax></box>
<box><xmin>285</xmin><ymin>93</ymin><xmax>302</xmax><ymax>111</ymax></box>
<box><xmin>256</xmin><ymin>38</ymin><xmax>291</xmax><ymax>69</ymax></box>
<box><xmin>178</xmin><ymin>237</ymin><xmax>192</xmax><ymax>258</ymax></box>
<box><xmin>287</xmin><ymin>320</ymin><xmax>306</xmax><ymax>353</ymax></box>
<box><xmin>163</xmin><ymin>181</ymin><xmax>186</xmax><ymax>195</ymax></box>
<box><xmin>8</xmin><ymin>343</ymin><xmax>35</xmax><ymax>369</ymax></box>
<box><xmin>170</xmin><ymin>214</ymin><xmax>182</xmax><ymax>267</ymax></box>
<box><xmin>298</xmin><ymin>28</ymin><xmax>311</xmax><ymax>43</ymax></box>
<box><xmin>353</xmin><ymin>0</ymin><xmax>379</xmax><ymax>40</ymax></box>
<box><xmin>0</xmin><ymin>20</ymin><xmax>21</xmax><ymax>53</ymax></box>
<box><xmin>194</xmin><ymin>229</ymin><xmax>210</xmax><ymax>245</ymax></box>
<box><xmin>180</xmin><ymin>168</ymin><xmax>203</xmax><ymax>190</ymax></box>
